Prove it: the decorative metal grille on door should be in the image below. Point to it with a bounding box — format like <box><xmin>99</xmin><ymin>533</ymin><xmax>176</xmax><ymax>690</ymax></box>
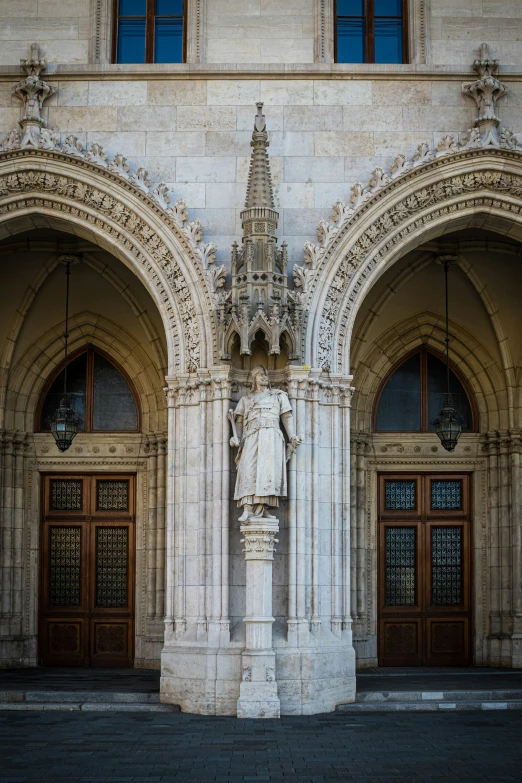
<box><xmin>378</xmin><ymin>474</ymin><xmax>470</xmax><ymax>666</ymax></box>
<box><xmin>40</xmin><ymin>474</ymin><xmax>135</xmax><ymax>667</ymax></box>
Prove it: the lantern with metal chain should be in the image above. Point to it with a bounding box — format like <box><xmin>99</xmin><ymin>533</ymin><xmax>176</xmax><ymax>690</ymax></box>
<box><xmin>432</xmin><ymin>256</ymin><xmax>465</xmax><ymax>452</ymax></box>
<box><xmin>49</xmin><ymin>255</ymin><xmax>83</xmax><ymax>452</ymax></box>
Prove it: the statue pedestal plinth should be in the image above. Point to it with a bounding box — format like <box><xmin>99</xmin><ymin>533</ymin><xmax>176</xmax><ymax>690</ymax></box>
<box><xmin>237</xmin><ymin>516</ymin><xmax>280</xmax><ymax>719</ymax></box>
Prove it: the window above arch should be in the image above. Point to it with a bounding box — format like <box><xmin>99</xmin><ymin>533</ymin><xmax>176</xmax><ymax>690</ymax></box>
<box><xmin>335</xmin><ymin>0</ymin><xmax>407</xmax><ymax>64</ymax></box>
<box><xmin>113</xmin><ymin>0</ymin><xmax>185</xmax><ymax>63</ymax></box>
<box><xmin>38</xmin><ymin>346</ymin><xmax>140</xmax><ymax>433</ymax></box>
<box><xmin>374</xmin><ymin>347</ymin><xmax>476</xmax><ymax>433</ymax></box>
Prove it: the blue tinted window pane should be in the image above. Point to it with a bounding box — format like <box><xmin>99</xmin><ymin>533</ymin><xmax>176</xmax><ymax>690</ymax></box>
<box><xmin>427</xmin><ymin>353</ymin><xmax>472</xmax><ymax>432</ymax></box>
<box><xmin>374</xmin><ymin>18</ymin><xmax>403</xmax><ymax>63</ymax></box>
<box><xmin>155</xmin><ymin>17</ymin><xmax>183</xmax><ymax>62</ymax></box>
<box><xmin>375</xmin><ymin>0</ymin><xmax>402</xmax><ymax>16</ymax></box>
<box><xmin>337</xmin><ymin>0</ymin><xmax>365</xmax><ymax>14</ymax></box>
<box><xmin>117</xmin><ymin>18</ymin><xmax>146</xmax><ymax>63</ymax></box>
<box><xmin>119</xmin><ymin>0</ymin><xmax>146</xmax><ymax>14</ymax></box>
<box><xmin>337</xmin><ymin>18</ymin><xmax>365</xmax><ymax>63</ymax></box>
<box><xmin>156</xmin><ymin>0</ymin><xmax>184</xmax><ymax>13</ymax></box>
<box><xmin>376</xmin><ymin>353</ymin><xmax>421</xmax><ymax>431</ymax></box>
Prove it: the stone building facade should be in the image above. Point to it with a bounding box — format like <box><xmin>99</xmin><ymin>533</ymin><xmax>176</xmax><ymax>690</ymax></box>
<box><xmin>1</xmin><ymin>1</ymin><xmax>522</xmax><ymax>716</ymax></box>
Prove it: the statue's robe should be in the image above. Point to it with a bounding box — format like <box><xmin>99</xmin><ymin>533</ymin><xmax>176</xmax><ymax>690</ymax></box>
<box><xmin>234</xmin><ymin>389</ymin><xmax>292</xmax><ymax>509</ymax></box>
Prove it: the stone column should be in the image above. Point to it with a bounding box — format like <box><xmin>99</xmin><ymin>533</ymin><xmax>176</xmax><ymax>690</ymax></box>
<box><xmin>237</xmin><ymin>516</ymin><xmax>280</xmax><ymax>720</ymax></box>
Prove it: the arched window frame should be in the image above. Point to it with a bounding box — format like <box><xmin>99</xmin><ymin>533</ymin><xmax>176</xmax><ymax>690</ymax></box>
<box><xmin>112</xmin><ymin>0</ymin><xmax>187</xmax><ymax>64</ymax></box>
<box><xmin>334</xmin><ymin>0</ymin><xmax>409</xmax><ymax>64</ymax></box>
<box><xmin>35</xmin><ymin>344</ymin><xmax>141</xmax><ymax>434</ymax></box>
<box><xmin>372</xmin><ymin>346</ymin><xmax>478</xmax><ymax>433</ymax></box>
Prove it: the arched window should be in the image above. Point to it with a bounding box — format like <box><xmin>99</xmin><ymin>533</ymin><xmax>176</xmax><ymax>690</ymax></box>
<box><xmin>335</xmin><ymin>0</ymin><xmax>407</xmax><ymax>64</ymax></box>
<box><xmin>113</xmin><ymin>0</ymin><xmax>185</xmax><ymax>64</ymax></box>
<box><xmin>37</xmin><ymin>346</ymin><xmax>140</xmax><ymax>433</ymax></box>
<box><xmin>374</xmin><ymin>347</ymin><xmax>476</xmax><ymax>432</ymax></box>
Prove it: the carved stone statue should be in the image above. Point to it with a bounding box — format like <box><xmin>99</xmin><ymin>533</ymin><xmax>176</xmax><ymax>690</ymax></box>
<box><xmin>229</xmin><ymin>366</ymin><xmax>301</xmax><ymax>522</ymax></box>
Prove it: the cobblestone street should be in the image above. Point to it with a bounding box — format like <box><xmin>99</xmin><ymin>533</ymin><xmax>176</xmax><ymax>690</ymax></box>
<box><xmin>1</xmin><ymin>710</ymin><xmax>522</xmax><ymax>782</ymax></box>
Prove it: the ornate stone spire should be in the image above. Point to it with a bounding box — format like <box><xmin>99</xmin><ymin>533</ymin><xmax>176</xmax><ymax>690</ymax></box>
<box><xmin>12</xmin><ymin>43</ymin><xmax>55</xmax><ymax>148</ymax></box>
<box><xmin>463</xmin><ymin>43</ymin><xmax>507</xmax><ymax>147</ymax></box>
<box><xmin>215</xmin><ymin>104</ymin><xmax>302</xmax><ymax>366</ymax></box>
<box><xmin>244</xmin><ymin>103</ymin><xmax>275</xmax><ymax>209</ymax></box>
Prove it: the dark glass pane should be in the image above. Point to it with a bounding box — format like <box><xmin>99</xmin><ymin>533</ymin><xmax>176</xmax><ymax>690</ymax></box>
<box><xmin>49</xmin><ymin>527</ymin><xmax>81</xmax><ymax>606</ymax></box>
<box><xmin>376</xmin><ymin>353</ymin><xmax>421</xmax><ymax>431</ymax></box>
<box><xmin>385</xmin><ymin>527</ymin><xmax>416</xmax><ymax>606</ymax></box>
<box><xmin>337</xmin><ymin>0</ymin><xmax>365</xmax><ymax>14</ymax></box>
<box><xmin>96</xmin><ymin>527</ymin><xmax>128</xmax><ymax>607</ymax></box>
<box><xmin>97</xmin><ymin>480</ymin><xmax>130</xmax><ymax>512</ymax></box>
<box><xmin>50</xmin><ymin>479</ymin><xmax>83</xmax><ymax>511</ymax></box>
<box><xmin>40</xmin><ymin>353</ymin><xmax>86</xmax><ymax>432</ymax></box>
<box><xmin>92</xmin><ymin>352</ymin><xmax>138</xmax><ymax>431</ymax></box>
<box><xmin>119</xmin><ymin>0</ymin><xmax>146</xmax><ymax>14</ymax></box>
<box><xmin>374</xmin><ymin>18</ymin><xmax>403</xmax><ymax>63</ymax></box>
<box><xmin>385</xmin><ymin>480</ymin><xmax>415</xmax><ymax>511</ymax></box>
<box><xmin>431</xmin><ymin>480</ymin><xmax>462</xmax><ymax>511</ymax></box>
<box><xmin>427</xmin><ymin>353</ymin><xmax>472</xmax><ymax>431</ymax></box>
<box><xmin>156</xmin><ymin>0</ymin><xmax>184</xmax><ymax>13</ymax></box>
<box><xmin>375</xmin><ymin>0</ymin><xmax>403</xmax><ymax>16</ymax></box>
<box><xmin>154</xmin><ymin>17</ymin><xmax>183</xmax><ymax>63</ymax></box>
<box><xmin>431</xmin><ymin>527</ymin><xmax>462</xmax><ymax>605</ymax></box>
<box><xmin>117</xmin><ymin>18</ymin><xmax>146</xmax><ymax>63</ymax></box>
<box><xmin>337</xmin><ymin>18</ymin><xmax>365</xmax><ymax>63</ymax></box>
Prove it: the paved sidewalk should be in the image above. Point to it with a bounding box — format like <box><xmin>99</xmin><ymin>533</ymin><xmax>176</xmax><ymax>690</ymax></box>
<box><xmin>0</xmin><ymin>710</ymin><xmax>521</xmax><ymax>782</ymax></box>
<box><xmin>357</xmin><ymin>667</ymin><xmax>522</xmax><ymax>692</ymax></box>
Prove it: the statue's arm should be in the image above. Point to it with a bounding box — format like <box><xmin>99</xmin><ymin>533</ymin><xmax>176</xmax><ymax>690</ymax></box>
<box><xmin>230</xmin><ymin>414</ymin><xmax>243</xmax><ymax>448</ymax></box>
<box><xmin>281</xmin><ymin>411</ymin><xmax>297</xmax><ymax>442</ymax></box>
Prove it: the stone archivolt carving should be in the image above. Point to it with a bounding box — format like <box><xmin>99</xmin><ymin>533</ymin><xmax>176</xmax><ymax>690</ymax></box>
<box><xmin>0</xmin><ymin>162</ymin><xmax>204</xmax><ymax>372</ymax></box>
<box><xmin>316</xmin><ymin>160</ymin><xmax>522</xmax><ymax>372</ymax></box>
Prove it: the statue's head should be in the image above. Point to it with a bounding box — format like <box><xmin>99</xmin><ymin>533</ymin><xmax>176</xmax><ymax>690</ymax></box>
<box><xmin>250</xmin><ymin>365</ymin><xmax>270</xmax><ymax>391</ymax></box>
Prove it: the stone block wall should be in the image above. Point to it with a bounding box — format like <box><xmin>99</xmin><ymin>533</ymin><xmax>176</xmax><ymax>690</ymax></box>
<box><xmin>2</xmin><ymin>1</ymin><xmax>522</xmax><ymax>66</ymax></box>
<box><xmin>0</xmin><ymin>72</ymin><xmax>519</xmax><ymax>271</ymax></box>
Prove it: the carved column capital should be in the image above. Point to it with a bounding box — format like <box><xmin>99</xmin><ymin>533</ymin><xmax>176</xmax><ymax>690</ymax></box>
<box><xmin>240</xmin><ymin>519</ymin><xmax>279</xmax><ymax>561</ymax></box>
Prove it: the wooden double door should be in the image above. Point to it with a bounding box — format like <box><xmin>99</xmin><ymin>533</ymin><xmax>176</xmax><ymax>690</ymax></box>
<box><xmin>39</xmin><ymin>474</ymin><xmax>135</xmax><ymax>667</ymax></box>
<box><xmin>378</xmin><ymin>473</ymin><xmax>471</xmax><ymax>666</ymax></box>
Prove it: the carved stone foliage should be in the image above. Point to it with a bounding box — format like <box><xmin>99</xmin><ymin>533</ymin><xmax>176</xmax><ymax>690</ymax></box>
<box><xmin>12</xmin><ymin>43</ymin><xmax>55</xmax><ymax>148</ymax></box>
<box><xmin>0</xmin><ymin>160</ymin><xmax>204</xmax><ymax>372</ymax></box>
<box><xmin>316</xmin><ymin>159</ymin><xmax>522</xmax><ymax>372</ymax></box>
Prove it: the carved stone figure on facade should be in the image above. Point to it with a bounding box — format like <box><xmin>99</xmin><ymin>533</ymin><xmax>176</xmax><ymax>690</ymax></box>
<box><xmin>229</xmin><ymin>366</ymin><xmax>302</xmax><ymax>522</ymax></box>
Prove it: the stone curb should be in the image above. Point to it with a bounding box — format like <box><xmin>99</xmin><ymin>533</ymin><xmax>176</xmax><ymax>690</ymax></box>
<box><xmin>0</xmin><ymin>702</ymin><xmax>180</xmax><ymax>712</ymax></box>
<box><xmin>356</xmin><ymin>689</ymin><xmax>522</xmax><ymax>702</ymax></box>
<box><xmin>337</xmin><ymin>700</ymin><xmax>522</xmax><ymax>713</ymax></box>
<box><xmin>0</xmin><ymin>690</ymin><xmax>161</xmax><ymax>704</ymax></box>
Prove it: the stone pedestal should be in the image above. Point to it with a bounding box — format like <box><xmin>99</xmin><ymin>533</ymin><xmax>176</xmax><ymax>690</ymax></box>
<box><xmin>237</xmin><ymin>516</ymin><xmax>280</xmax><ymax>719</ymax></box>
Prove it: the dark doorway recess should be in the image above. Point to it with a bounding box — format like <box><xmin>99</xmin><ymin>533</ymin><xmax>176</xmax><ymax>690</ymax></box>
<box><xmin>39</xmin><ymin>474</ymin><xmax>135</xmax><ymax>667</ymax></box>
<box><xmin>378</xmin><ymin>473</ymin><xmax>472</xmax><ymax>666</ymax></box>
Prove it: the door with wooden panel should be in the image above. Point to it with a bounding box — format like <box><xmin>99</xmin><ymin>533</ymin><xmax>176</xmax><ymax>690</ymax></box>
<box><xmin>378</xmin><ymin>473</ymin><xmax>471</xmax><ymax>666</ymax></box>
<box><xmin>39</xmin><ymin>474</ymin><xmax>135</xmax><ymax>667</ymax></box>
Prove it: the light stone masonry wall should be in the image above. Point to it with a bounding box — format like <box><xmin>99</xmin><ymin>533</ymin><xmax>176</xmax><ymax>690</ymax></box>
<box><xmin>3</xmin><ymin>72</ymin><xmax>518</xmax><ymax>272</ymax></box>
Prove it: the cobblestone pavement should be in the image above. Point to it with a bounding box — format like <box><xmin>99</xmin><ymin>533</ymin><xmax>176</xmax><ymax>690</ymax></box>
<box><xmin>1</xmin><ymin>711</ymin><xmax>522</xmax><ymax>782</ymax></box>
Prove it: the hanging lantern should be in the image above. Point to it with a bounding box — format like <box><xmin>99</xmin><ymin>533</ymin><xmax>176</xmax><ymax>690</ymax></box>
<box><xmin>433</xmin><ymin>393</ymin><xmax>465</xmax><ymax>452</ymax></box>
<box><xmin>433</xmin><ymin>257</ymin><xmax>464</xmax><ymax>452</ymax></box>
<box><xmin>50</xmin><ymin>256</ymin><xmax>82</xmax><ymax>452</ymax></box>
<box><xmin>50</xmin><ymin>394</ymin><xmax>82</xmax><ymax>452</ymax></box>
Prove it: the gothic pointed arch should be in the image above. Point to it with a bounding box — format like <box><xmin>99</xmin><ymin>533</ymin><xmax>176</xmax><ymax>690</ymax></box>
<box><xmin>0</xmin><ymin>147</ymin><xmax>215</xmax><ymax>373</ymax></box>
<box><xmin>304</xmin><ymin>147</ymin><xmax>522</xmax><ymax>374</ymax></box>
